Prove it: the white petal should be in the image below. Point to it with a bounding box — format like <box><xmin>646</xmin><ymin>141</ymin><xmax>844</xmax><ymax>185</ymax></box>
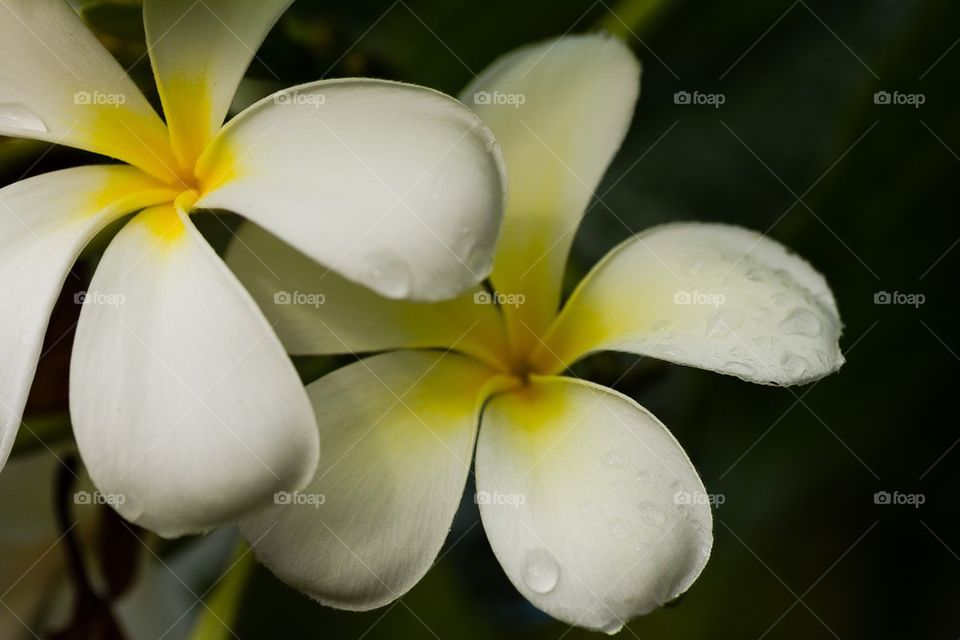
<box><xmin>225</xmin><ymin>222</ymin><xmax>510</xmax><ymax>368</ymax></box>
<box><xmin>537</xmin><ymin>223</ymin><xmax>844</xmax><ymax>385</ymax></box>
<box><xmin>0</xmin><ymin>1</ymin><xmax>180</xmax><ymax>182</ymax></box>
<box><xmin>70</xmin><ymin>203</ymin><xmax>318</xmax><ymax>538</ymax></box>
<box><xmin>241</xmin><ymin>351</ymin><xmax>496</xmax><ymax>610</ymax></box>
<box><xmin>477</xmin><ymin>376</ymin><xmax>712</xmax><ymax>632</ymax></box>
<box><xmin>196</xmin><ymin>79</ymin><xmax>506</xmax><ymax>302</ymax></box>
<box><xmin>460</xmin><ymin>34</ymin><xmax>639</xmax><ymax>343</ymax></box>
<box><xmin>0</xmin><ymin>166</ymin><xmax>177</xmax><ymax>472</ymax></box>
<box><xmin>143</xmin><ymin>0</ymin><xmax>293</xmax><ymax>167</ymax></box>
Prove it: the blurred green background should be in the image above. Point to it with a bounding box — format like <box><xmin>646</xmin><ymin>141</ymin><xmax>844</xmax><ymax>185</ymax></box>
<box><xmin>2</xmin><ymin>0</ymin><xmax>958</xmax><ymax>638</ymax></box>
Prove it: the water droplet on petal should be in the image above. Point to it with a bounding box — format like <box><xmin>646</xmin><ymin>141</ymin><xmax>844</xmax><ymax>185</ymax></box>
<box><xmin>781</xmin><ymin>353</ymin><xmax>810</xmax><ymax>378</ymax></box>
<box><xmin>656</xmin><ymin>346</ymin><xmax>687</xmax><ymax>360</ymax></box>
<box><xmin>722</xmin><ymin>360</ymin><xmax>756</xmax><ymax>378</ymax></box>
<box><xmin>522</xmin><ymin>548</ymin><xmax>560</xmax><ymax>594</ymax></box>
<box><xmin>609</xmin><ymin>519</ymin><xmax>635</xmax><ymax>539</ymax></box>
<box><xmin>691</xmin><ymin>519</ymin><xmax>703</xmax><ymax>531</ymax></box>
<box><xmin>363</xmin><ymin>250</ymin><xmax>412</xmax><ymax>298</ymax></box>
<box><xmin>465</xmin><ymin>247</ymin><xmax>493</xmax><ymax>276</ymax></box>
<box><xmin>706</xmin><ymin>310</ymin><xmax>743</xmax><ymax>339</ymax></box>
<box><xmin>602</xmin><ymin>450</ymin><xmax>630</xmax><ymax>469</ymax></box>
<box><xmin>771</xmin><ymin>292</ymin><xmax>791</xmax><ymax>306</ymax></box>
<box><xmin>746</xmin><ymin>268</ymin><xmax>767</xmax><ymax>282</ymax></box>
<box><xmin>0</xmin><ymin>102</ymin><xmax>48</xmax><ymax>133</ymax></box>
<box><xmin>778</xmin><ymin>309</ymin><xmax>822</xmax><ymax>337</ymax></box>
<box><xmin>638</xmin><ymin>502</ymin><xmax>667</xmax><ymax>526</ymax></box>
<box><xmin>635</xmin><ymin>469</ymin><xmax>652</xmax><ymax>485</ymax></box>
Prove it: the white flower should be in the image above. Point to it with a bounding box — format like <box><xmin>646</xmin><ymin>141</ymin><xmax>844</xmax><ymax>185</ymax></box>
<box><xmin>0</xmin><ymin>0</ymin><xmax>505</xmax><ymax>538</ymax></box>
<box><xmin>227</xmin><ymin>34</ymin><xmax>844</xmax><ymax>632</ymax></box>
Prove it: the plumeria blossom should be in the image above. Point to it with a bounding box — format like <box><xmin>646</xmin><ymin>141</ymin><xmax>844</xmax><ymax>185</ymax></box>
<box><xmin>227</xmin><ymin>34</ymin><xmax>844</xmax><ymax>631</ymax></box>
<box><xmin>0</xmin><ymin>0</ymin><xmax>506</xmax><ymax>537</ymax></box>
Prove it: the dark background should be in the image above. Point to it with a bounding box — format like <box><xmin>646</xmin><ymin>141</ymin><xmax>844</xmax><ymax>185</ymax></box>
<box><xmin>3</xmin><ymin>0</ymin><xmax>958</xmax><ymax>638</ymax></box>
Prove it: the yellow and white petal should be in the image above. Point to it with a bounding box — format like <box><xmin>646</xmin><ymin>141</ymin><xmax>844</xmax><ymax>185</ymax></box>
<box><xmin>143</xmin><ymin>0</ymin><xmax>293</xmax><ymax>169</ymax></box>
<box><xmin>241</xmin><ymin>351</ymin><xmax>497</xmax><ymax>610</ymax></box>
<box><xmin>477</xmin><ymin>376</ymin><xmax>712</xmax><ymax>633</ymax></box>
<box><xmin>196</xmin><ymin>79</ymin><xmax>506</xmax><ymax>302</ymax></box>
<box><xmin>0</xmin><ymin>1</ymin><xmax>180</xmax><ymax>183</ymax></box>
<box><xmin>460</xmin><ymin>34</ymin><xmax>640</xmax><ymax>344</ymax></box>
<box><xmin>535</xmin><ymin>223</ymin><xmax>843</xmax><ymax>385</ymax></box>
<box><xmin>225</xmin><ymin>222</ymin><xmax>510</xmax><ymax>368</ymax></box>
<box><xmin>69</xmin><ymin>203</ymin><xmax>318</xmax><ymax>538</ymax></box>
<box><xmin>0</xmin><ymin>166</ymin><xmax>177</xmax><ymax>472</ymax></box>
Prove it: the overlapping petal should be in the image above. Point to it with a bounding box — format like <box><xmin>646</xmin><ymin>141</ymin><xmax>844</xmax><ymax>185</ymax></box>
<box><xmin>0</xmin><ymin>166</ymin><xmax>177</xmax><ymax>472</ymax></box>
<box><xmin>225</xmin><ymin>222</ymin><xmax>510</xmax><ymax>368</ymax></box>
<box><xmin>476</xmin><ymin>376</ymin><xmax>712</xmax><ymax>632</ymax></box>
<box><xmin>69</xmin><ymin>203</ymin><xmax>318</xmax><ymax>537</ymax></box>
<box><xmin>143</xmin><ymin>0</ymin><xmax>294</xmax><ymax>168</ymax></box>
<box><xmin>535</xmin><ymin>223</ymin><xmax>844</xmax><ymax>385</ymax></box>
<box><xmin>0</xmin><ymin>1</ymin><xmax>179</xmax><ymax>183</ymax></box>
<box><xmin>196</xmin><ymin>79</ymin><xmax>506</xmax><ymax>302</ymax></box>
<box><xmin>241</xmin><ymin>351</ymin><xmax>497</xmax><ymax>609</ymax></box>
<box><xmin>460</xmin><ymin>34</ymin><xmax>640</xmax><ymax>346</ymax></box>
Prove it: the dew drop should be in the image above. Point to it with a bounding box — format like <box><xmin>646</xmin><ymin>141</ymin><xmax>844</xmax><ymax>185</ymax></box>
<box><xmin>656</xmin><ymin>346</ymin><xmax>687</xmax><ymax>360</ymax></box>
<box><xmin>609</xmin><ymin>519</ymin><xmax>635</xmax><ymax>539</ymax></box>
<box><xmin>706</xmin><ymin>310</ymin><xmax>742</xmax><ymax>339</ymax></box>
<box><xmin>522</xmin><ymin>548</ymin><xmax>560</xmax><ymax>594</ymax></box>
<box><xmin>691</xmin><ymin>519</ymin><xmax>703</xmax><ymax>531</ymax></box>
<box><xmin>745</xmin><ymin>268</ymin><xmax>767</xmax><ymax>282</ymax></box>
<box><xmin>638</xmin><ymin>502</ymin><xmax>667</xmax><ymax>526</ymax></box>
<box><xmin>781</xmin><ymin>353</ymin><xmax>810</xmax><ymax>378</ymax></box>
<box><xmin>634</xmin><ymin>469</ymin><xmax>653</xmax><ymax>485</ymax></box>
<box><xmin>0</xmin><ymin>102</ymin><xmax>48</xmax><ymax>133</ymax></box>
<box><xmin>730</xmin><ymin>346</ymin><xmax>748</xmax><ymax>359</ymax></box>
<box><xmin>778</xmin><ymin>309</ymin><xmax>822</xmax><ymax>337</ymax></box>
<box><xmin>465</xmin><ymin>247</ymin><xmax>493</xmax><ymax>276</ymax></box>
<box><xmin>722</xmin><ymin>360</ymin><xmax>756</xmax><ymax>378</ymax></box>
<box><xmin>364</xmin><ymin>250</ymin><xmax>412</xmax><ymax>298</ymax></box>
<box><xmin>601</xmin><ymin>450</ymin><xmax>630</xmax><ymax>469</ymax></box>
<box><xmin>772</xmin><ymin>292</ymin><xmax>792</xmax><ymax>307</ymax></box>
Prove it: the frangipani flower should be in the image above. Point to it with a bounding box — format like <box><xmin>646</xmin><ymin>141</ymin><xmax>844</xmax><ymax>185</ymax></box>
<box><xmin>226</xmin><ymin>35</ymin><xmax>844</xmax><ymax>631</ymax></box>
<box><xmin>0</xmin><ymin>0</ymin><xmax>505</xmax><ymax>537</ymax></box>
